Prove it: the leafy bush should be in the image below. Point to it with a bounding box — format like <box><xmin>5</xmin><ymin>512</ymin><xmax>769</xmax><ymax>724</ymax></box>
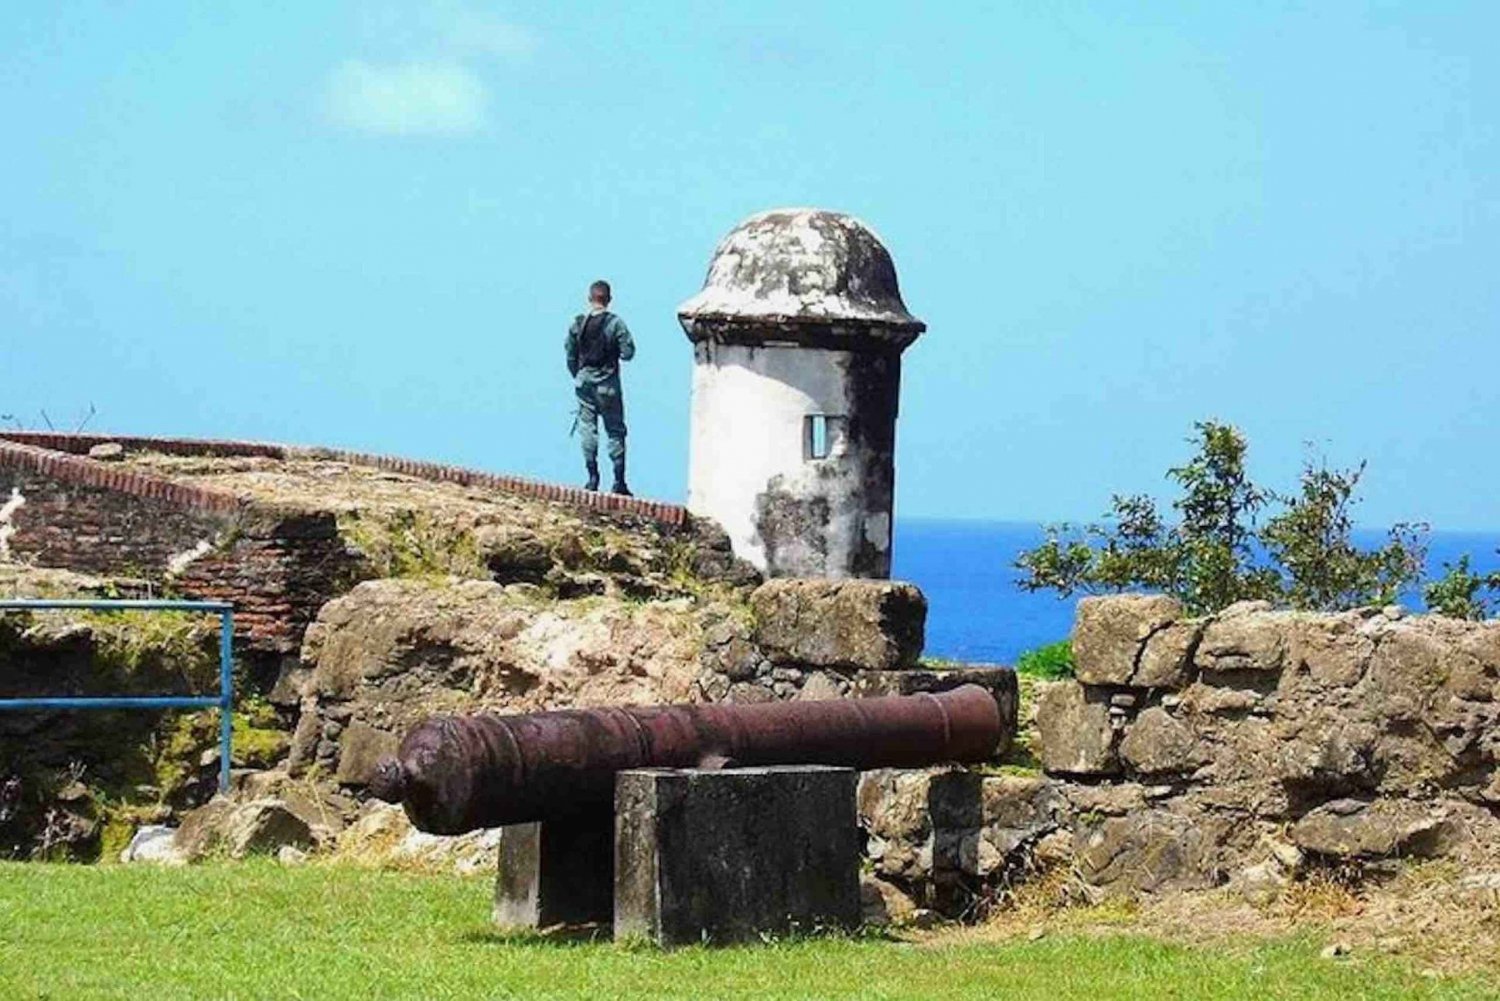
<box><xmin>1016</xmin><ymin>421</ymin><xmax>1428</xmax><ymax>615</ymax></box>
<box><xmin>1014</xmin><ymin>640</ymin><xmax>1074</xmax><ymax>679</ymax></box>
<box><xmin>1424</xmin><ymin>554</ymin><xmax>1500</xmax><ymax>620</ymax></box>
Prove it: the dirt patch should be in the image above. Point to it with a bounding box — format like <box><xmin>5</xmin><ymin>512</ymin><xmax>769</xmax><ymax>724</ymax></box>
<box><xmin>930</xmin><ymin>860</ymin><xmax>1500</xmax><ymax>977</ymax></box>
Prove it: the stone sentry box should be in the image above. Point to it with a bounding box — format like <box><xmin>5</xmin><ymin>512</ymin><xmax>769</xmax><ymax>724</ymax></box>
<box><xmin>492</xmin><ymin>766</ymin><xmax>862</xmax><ymax>945</ymax></box>
<box><xmin>678</xmin><ymin>209</ymin><xmax>926</xmax><ymax>580</ymax></box>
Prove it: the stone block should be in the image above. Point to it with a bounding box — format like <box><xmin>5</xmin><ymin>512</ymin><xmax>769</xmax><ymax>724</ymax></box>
<box><xmin>1119</xmin><ymin>707</ymin><xmax>1207</xmax><ymax>777</ymax></box>
<box><xmin>795</xmin><ymin>670</ymin><xmax>848</xmax><ymax>701</ymax></box>
<box><xmin>1197</xmin><ymin>614</ymin><xmax>1288</xmax><ymax>674</ymax></box>
<box><xmin>1135</xmin><ymin>621</ymin><xmax>1203</xmax><ymax>689</ymax></box>
<box><xmin>614</xmin><ymin>766</ymin><xmax>861</xmax><ymax>946</ymax></box>
<box><xmin>750</xmin><ymin>578</ymin><xmax>925</xmax><ymax>672</ymax></box>
<box><xmin>493</xmin><ymin>814</ymin><xmax>614</xmax><ymax>929</ymax></box>
<box><xmin>1035</xmin><ymin>682</ymin><xmax>1119</xmax><ymax>776</ymax></box>
<box><xmin>223</xmin><ymin>800</ymin><xmax>313</xmax><ymax>859</ymax></box>
<box><xmin>172</xmin><ymin>797</ymin><xmax>313</xmax><ymax>861</ymax></box>
<box><xmin>120</xmin><ymin>824</ymin><xmax>187</xmax><ymax>865</ymax></box>
<box><xmin>1289</xmin><ymin>798</ymin><xmax>1451</xmax><ymax>860</ymax></box>
<box><xmin>1073</xmin><ymin>807</ymin><xmax>1215</xmax><ymax>894</ymax></box>
<box><xmin>1072</xmin><ymin>594</ymin><xmax>1183</xmax><ymax>686</ymax></box>
<box><xmin>860</xmin><ymin>875</ymin><xmax>919</xmax><ymax>927</ymax></box>
<box><xmin>87</xmin><ymin>442</ymin><xmax>125</xmax><ymax>462</ymax></box>
<box><xmin>335</xmin><ymin>722</ymin><xmax>397</xmax><ymax>787</ymax></box>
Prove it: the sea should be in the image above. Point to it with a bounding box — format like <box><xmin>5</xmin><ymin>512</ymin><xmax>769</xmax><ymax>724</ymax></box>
<box><xmin>891</xmin><ymin>520</ymin><xmax>1500</xmax><ymax>665</ymax></box>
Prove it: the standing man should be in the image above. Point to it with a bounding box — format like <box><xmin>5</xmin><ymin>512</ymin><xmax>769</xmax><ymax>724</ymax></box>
<box><xmin>567</xmin><ymin>280</ymin><xmax>636</xmax><ymax>495</ymax></box>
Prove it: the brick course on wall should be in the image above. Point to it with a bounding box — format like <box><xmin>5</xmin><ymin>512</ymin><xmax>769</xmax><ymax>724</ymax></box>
<box><xmin>0</xmin><ymin>464</ymin><xmax>236</xmax><ymax>577</ymax></box>
<box><xmin>0</xmin><ymin>432</ymin><xmax>688</xmax><ymax>526</ymax></box>
<box><xmin>0</xmin><ymin>432</ymin><xmax>694</xmax><ymax>655</ymax></box>
<box><xmin>173</xmin><ymin>514</ymin><xmax>362</xmax><ymax>655</ymax></box>
<box><xmin>0</xmin><ymin>454</ymin><xmax>358</xmax><ymax>654</ymax></box>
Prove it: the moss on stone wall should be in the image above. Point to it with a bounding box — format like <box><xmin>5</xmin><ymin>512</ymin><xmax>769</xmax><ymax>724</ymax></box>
<box><xmin>338</xmin><ymin>509</ymin><xmax>488</xmax><ymax>582</ymax></box>
<box><xmin>0</xmin><ymin>569</ymin><xmax>294</xmax><ymax>860</ymax></box>
<box><xmin>76</xmin><ymin>610</ymin><xmax>219</xmax><ymax>691</ymax></box>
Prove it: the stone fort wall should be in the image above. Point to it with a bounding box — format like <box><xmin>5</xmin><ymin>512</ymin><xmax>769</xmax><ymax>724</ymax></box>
<box><xmin>0</xmin><ymin>432</ymin><xmax>1018</xmax><ymax>834</ymax></box>
<box><xmin>861</xmin><ymin>595</ymin><xmax>1500</xmax><ymax>918</ymax></box>
<box><xmin>0</xmin><ymin>436</ymin><xmax>351</xmax><ymax>655</ymax></box>
<box><xmin>0</xmin><ymin>432</ymin><xmax>693</xmax><ymax>656</ymax></box>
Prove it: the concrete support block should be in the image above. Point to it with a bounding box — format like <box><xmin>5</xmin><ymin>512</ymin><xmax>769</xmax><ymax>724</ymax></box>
<box><xmin>614</xmin><ymin>765</ymin><xmax>861</xmax><ymax>946</ymax></box>
<box><xmin>493</xmin><ymin>813</ymin><xmax>613</xmax><ymax>929</ymax></box>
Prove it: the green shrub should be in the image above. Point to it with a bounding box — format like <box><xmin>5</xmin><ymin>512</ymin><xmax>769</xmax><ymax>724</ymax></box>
<box><xmin>1015</xmin><ymin>421</ymin><xmax>1427</xmax><ymax>615</ymax></box>
<box><xmin>1424</xmin><ymin>554</ymin><xmax>1500</xmax><ymax>620</ymax></box>
<box><xmin>1015</xmin><ymin>640</ymin><xmax>1073</xmax><ymax>680</ymax></box>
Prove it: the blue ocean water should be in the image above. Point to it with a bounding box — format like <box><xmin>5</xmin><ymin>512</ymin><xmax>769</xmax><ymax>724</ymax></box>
<box><xmin>892</xmin><ymin>519</ymin><xmax>1500</xmax><ymax>665</ymax></box>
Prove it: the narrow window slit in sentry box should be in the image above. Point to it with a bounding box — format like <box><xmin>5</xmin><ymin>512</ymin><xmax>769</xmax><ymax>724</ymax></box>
<box><xmin>805</xmin><ymin>415</ymin><xmax>841</xmax><ymax>460</ymax></box>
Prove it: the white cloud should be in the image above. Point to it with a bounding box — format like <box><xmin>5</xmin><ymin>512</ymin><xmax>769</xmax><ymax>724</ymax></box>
<box><xmin>447</xmin><ymin>10</ymin><xmax>538</xmax><ymax>58</ymax></box>
<box><xmin>324</xmin><ymin>60</ymin><xmax>488</xmax><ymax>136</ymax></box>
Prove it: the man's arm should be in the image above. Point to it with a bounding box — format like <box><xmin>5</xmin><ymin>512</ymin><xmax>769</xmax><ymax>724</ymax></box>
<box><xmin>613</xmin><ymin>317</ymin><xmax>636</xmax><ymax>363</ymax></box>
<box><xmin>565</xmin><ymin>319</ymin><xmax>580</xmax><ymax>377</ymax></box>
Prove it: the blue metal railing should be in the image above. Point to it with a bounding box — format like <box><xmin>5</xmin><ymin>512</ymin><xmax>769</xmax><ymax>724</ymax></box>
<box><xmin>0</xmin><ymin>599</ymin><xmax>235</xmax><ymax>792</ymax></box>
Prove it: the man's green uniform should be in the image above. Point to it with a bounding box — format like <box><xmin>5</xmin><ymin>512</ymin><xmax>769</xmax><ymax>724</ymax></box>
<box><xmin>566</xmin><ymin>309</ymin><xmax>635</xmax><ymax>493</ymax></box>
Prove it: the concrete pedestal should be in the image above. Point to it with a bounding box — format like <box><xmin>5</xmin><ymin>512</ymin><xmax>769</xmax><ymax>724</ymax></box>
<box><xmin>614</xmin><ymin>765</ymin><xmax>861</xmax><ymax>946</ymax></box>
<box><xmin>493</xmin><ymin>814</ymin><xmax>614</xmax><ymax>929</ymax></box>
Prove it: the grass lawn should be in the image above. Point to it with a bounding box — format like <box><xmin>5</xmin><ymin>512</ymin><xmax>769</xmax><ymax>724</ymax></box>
<box><xmin>0</xmin><ymin>862</ymin><xmax>1494</xmax><ymax>1000</ymax></box>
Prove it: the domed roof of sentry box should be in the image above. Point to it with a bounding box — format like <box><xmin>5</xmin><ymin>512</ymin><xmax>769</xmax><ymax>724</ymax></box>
<box><xmin>677</xmin><ymin>208</ymin><xmax>926</xmax><ymax>349</ymax></box>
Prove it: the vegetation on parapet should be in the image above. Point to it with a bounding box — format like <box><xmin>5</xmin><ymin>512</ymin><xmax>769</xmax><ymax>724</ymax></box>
<box><xmin>1015</xmin><ymin>420</ymin><xmax>1499</xmax><ymax>617</ymax></box>
<box><xmin>1423</xmin><ymin>554</ymin><xmax>1500</xmax><ymax>621</ymax></box>
<box><xmin>1013</xmin><ymin>640</ymin><xmax>1074</xmax><ymax>681</ymax></box>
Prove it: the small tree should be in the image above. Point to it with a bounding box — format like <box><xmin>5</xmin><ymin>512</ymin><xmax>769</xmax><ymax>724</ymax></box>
<box><xmin>1423</xmin><ymin>554</ymin><xmax>1500</xmax><ymax>621</ymax></box>
<box><xmin>1260</xmin><ymin>460</ymin><xmax>1426</xmax><ymax>611</ymax></box>
<box><xmin>1016</xmin><ymin>421</ymin><xmax>1428</xmax><ymax>616</ymax></box>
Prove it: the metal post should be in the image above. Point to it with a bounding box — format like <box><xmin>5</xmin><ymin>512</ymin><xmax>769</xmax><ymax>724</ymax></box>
<box><xmin>219</xmin><ymin>608</ymin><xmax>234</xmax><ymax>794</ymax></box>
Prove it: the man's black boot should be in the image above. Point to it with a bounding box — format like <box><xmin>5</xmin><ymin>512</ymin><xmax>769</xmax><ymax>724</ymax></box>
<box><xmin>611</xmin><ymin>459</ymin><xmax>631</xmax><ymax>497</ymax></box>
<box><xmin>585</xmin><ymin>460</ymin><xmax>600</xmax><ymax>492</ymax></box>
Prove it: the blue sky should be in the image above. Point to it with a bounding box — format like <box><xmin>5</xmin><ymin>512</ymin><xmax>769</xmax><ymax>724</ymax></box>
<box><xmin>3</xmin><ymin>2</ymin><xmax>1496</xmax><ymax>528</ymax></box>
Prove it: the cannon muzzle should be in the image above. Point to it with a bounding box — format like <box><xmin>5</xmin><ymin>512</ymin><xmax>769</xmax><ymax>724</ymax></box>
<box><xmin>371</xmin><ymin>684</ymin><xmax>1005</xmax><ymax>834</ymax></box>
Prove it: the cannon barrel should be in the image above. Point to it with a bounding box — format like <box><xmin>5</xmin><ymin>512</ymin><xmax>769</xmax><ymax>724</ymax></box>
<box><xmin>369</xmin><ymin>684</ymin><xmax>1004</xmax><ymax>834</ymax></box>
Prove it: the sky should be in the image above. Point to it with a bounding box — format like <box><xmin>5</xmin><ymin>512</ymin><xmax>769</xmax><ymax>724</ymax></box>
<box><xmin>2</xmin><ymin>2</ymin><xmax>1497</xmax><ymax>529</ymax></box>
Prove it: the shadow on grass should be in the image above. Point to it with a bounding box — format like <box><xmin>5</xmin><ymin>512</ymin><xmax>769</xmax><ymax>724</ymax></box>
<box><xmin>460</xmin><ymin>923</ymin><xmax>613</xmax><ymax>947</ymax></box>
<box><xmin>459</xmin><ymin>922</ymin><xmax>904</xmax><ymax>950</ymax></box>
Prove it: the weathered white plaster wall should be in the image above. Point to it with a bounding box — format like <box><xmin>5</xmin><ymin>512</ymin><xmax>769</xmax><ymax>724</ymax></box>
<box><xmin>689</xmin><ymin>341</ymin><xmax>891</xmax><ymax>577</ymax></box>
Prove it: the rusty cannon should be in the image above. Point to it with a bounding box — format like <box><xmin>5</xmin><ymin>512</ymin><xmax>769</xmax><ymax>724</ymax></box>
<box><xmin>369</xmin><ymin>683</ymin><xmax>1006</xmax><ymax>835</ymax></box>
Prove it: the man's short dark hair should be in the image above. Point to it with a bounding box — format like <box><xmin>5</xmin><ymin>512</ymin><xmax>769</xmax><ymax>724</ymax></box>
<box><xmin>589</xmin><ymin>280</ymin><xmax>612</xmax><ymax>304</ymax></box>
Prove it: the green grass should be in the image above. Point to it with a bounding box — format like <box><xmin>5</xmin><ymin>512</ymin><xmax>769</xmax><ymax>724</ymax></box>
<box><xmin>1014</xmin><ymin>640</ymin><xmax>1074</xmax><ymax>680</ymax></box>
<box><xmin>1</xmin><ymin>863</ymin><xmax>1493</xmax><ymax>1000</ymax></box>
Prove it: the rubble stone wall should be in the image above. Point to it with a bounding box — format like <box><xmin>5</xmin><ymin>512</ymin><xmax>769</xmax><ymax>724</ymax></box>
<box><xmin>0</xmin><ymin>431</ymin><xmax>711</xmax><ymax>655</ymax></box>
<box><xmin>860</xmin><ymin>595</ymin><xmax>1500</xmax><ymax>919</ymax></box>
<box><xmin>0</xmin><ymin>445</ymin><xmax>361</xmax><ymax>655</ymax></box>
<box><xmin>291</xmin><ymin>576</ymin><xmax>1018</xmax><ymax>787</ymax></box>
